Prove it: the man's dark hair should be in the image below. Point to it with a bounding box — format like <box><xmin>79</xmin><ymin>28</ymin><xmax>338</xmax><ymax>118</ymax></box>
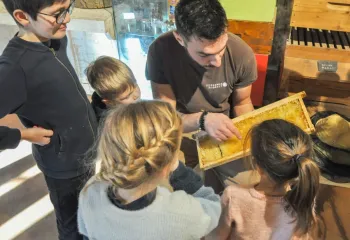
<box><xmin>175</xmin><ymin>0</ymin><xmax>228</xmax><ymax>41</ymax></box>
<box><xmin>3</xmin><ymin>0</ymin><xmax>65</xmax><ymax>20</ymax></box>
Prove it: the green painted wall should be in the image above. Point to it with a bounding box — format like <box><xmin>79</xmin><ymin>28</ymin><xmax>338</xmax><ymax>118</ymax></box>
<box><xmin>220</xmin><ymin>0</ymin><xmax>276</xmax><ymax>22</ymax></box>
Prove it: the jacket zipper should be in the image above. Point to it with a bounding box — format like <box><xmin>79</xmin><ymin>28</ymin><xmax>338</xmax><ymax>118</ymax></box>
<box><xmin>49</xmin><ymin>48</ymin><xmax>96</xmax><ymax>141</ymax></box>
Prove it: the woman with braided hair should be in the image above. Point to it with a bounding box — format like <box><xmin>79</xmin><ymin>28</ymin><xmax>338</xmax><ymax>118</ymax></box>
<box><xmin>209</xmin><ymin>119</ymin><xmax>321</xmax><ymax>240</ymax></box>
<box><xmin>77</xmin><ymin>100</ymin><xmax>221</xmax><ymax>240</ymax></box>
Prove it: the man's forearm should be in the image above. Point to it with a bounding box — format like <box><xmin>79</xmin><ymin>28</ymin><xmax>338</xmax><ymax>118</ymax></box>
<box><xmin>179</xmin><ymin>112</ymin><xmax>202</xmax><ymax>133</ymax></box>
<box><xmin>233</xmin><ymin>102</ymin><xmax>254</xmax><ymax>117</ymax></box>
<box><xmin>180</xmin><ymin>103</ymin><xmax>254</xmax><ymax>133</ymax></box>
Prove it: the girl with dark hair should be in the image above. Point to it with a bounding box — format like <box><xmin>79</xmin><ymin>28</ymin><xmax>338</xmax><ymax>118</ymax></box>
<box><xmin>209</xmin><ymin>119</ymin><xmax>320</xmax><ymax>240</ymax></box>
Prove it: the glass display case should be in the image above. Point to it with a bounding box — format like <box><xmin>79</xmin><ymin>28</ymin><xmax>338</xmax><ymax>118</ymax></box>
<box><xmin>112</xmin><ymin>0</ymin><xmax>177</xmax><ymax>99</ymax></box>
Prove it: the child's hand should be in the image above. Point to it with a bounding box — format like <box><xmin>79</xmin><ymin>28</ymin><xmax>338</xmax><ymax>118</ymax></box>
<box><xmin>20</xmin><ymin>127</ymin><xmax>54</xmax><ymax>146</ymax></box>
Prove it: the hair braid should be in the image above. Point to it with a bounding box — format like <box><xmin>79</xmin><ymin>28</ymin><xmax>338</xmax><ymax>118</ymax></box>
<box><xmin>95</xmin><ymin>100</ymin><xmax>182</xmax><ymax>190</ymax></box>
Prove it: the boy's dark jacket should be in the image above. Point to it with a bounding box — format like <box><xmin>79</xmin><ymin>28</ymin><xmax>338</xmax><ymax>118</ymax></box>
<box><xmin>0</xmin><ymin>35</ymin><xmax>98</xmax><ymax>179</ymax></box>
<box><xmin>0</xmin><ymin>126</ymin><xmax>21</xmax><ymax>150</ymax></box>
<box><xmin>91</xmin><ymin>92</ymin><xmax>108</xmax><ymax>124</ymax></box>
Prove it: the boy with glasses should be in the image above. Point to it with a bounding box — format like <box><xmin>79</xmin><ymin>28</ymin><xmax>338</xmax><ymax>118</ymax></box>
<box><xmin>0</xmin><ymin>1</ymin><xmax>97</xmax><ymax>239</ymax></box>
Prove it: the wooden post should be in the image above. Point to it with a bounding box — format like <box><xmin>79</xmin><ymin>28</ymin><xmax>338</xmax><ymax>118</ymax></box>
<box><xmin>263</xmin><ymin>0</ymin><xmax>294</xmax><ymax>104</ymax></box>
<box><xmin>75</xmin><ymin>0</ymin><xmax>112</xmax><ymax>9</ymax></box>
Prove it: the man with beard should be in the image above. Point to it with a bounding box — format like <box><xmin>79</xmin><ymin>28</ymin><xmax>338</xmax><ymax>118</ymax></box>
<box><xmin>146</xmin><ymin>0</ymin><xmax>257</xmax><ymax>193</ymax></box>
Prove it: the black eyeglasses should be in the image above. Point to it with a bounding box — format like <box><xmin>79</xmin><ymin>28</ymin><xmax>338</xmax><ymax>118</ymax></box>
<box><xmin>38</xmin><ymin>1</ymin><xmax>75</xmax><ymax>24</ymax></box>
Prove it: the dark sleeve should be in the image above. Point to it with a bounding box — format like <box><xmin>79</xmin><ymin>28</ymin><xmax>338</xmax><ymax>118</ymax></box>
<box><xmin>145</xmin><ymin>42</ymin><xmax>168</xmax><ymax>84</ymax></box>
<box><xmin>0</xmin><ymin>61</ymin><xmax>27</xmax><ymax>118</ymax></box>
<box><xmin>169</xmin><ymin>161</ymin><xmax>204</xmax><ymax>194</ymax></box>
<box><xmin>234</xmin><ymin>49</ymin><xmax>258</xmax><ymax>88</ymax></box>
<box><xmin>0</xmin><ymin>126</ymin><xmax>21</xmax><ymax>150</ymax></box>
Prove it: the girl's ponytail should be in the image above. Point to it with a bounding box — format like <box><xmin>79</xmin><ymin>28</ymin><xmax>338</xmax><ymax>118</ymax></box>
<box><xmin>284</xmin><ymin>156</ymin><xmax>320</xmax><ymax>235</ymax></box>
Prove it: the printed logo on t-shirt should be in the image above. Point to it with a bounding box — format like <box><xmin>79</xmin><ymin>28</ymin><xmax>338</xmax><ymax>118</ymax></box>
<box><xmin>206</xmin><ymin>82</ymin><xmax>228</xmax><ymax>89</ymax></box>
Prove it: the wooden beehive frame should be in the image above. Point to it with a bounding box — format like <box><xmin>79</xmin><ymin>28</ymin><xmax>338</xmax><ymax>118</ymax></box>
<box><xmin>196</xmin><ymin>92</ymin><xmax>315</xmax><ymax>170</ymax></box>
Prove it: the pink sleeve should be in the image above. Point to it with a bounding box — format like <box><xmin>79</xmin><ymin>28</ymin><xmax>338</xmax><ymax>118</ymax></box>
<box><xmin>207</xmin><ymin>188</ymin><xmax>234</xmax><ymax>240</ymax></box>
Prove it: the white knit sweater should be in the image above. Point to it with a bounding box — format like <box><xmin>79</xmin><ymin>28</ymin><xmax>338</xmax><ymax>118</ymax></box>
<box><xmin>78</xmin><ymin>180</ymin><xmax>221</xmax><ymax>240</ymax></box>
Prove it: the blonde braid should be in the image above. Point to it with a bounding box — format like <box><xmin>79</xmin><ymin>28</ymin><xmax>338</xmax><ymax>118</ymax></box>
<box><xmin>96</xmin><ymin>100</ymin><xmax>182</xmax><ymax>190</ymax></box>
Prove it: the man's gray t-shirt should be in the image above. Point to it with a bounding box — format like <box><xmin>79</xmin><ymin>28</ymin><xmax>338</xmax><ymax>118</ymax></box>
<box><xmin>146</xmin><ymin>32</ymin><xmax>257</xmax><ymax>116</ymax></box>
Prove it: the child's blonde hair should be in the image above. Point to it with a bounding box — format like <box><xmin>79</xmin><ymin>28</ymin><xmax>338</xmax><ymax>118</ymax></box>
<box><xmin>85</xmin><ymin>56</ymin><xmax>137</xmax><ymax>102</ymax></box>
<box><xmin>247</xmin><ymin>119</ymin><xmax>320</xmax><ymax>236</ymax></box>
<box><xmin>96</xmin><ymin>100</ymin><xmax>182</xmax><ymax>189</ymax></box>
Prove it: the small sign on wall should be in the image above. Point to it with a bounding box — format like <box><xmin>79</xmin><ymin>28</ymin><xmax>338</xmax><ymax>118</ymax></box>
<box><xmin>317</xmin><ymin>61</ymin><xmax>338</xmax><ymax>72</ymax></box>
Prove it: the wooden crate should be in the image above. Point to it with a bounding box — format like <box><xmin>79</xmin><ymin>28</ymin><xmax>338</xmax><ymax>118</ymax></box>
<box><xmin>290</xmin><ymin>0</ymin><xmax>350</xmax><ymax>32</ymax></box>
<box><xmin>306</xmin><ymin>100</ymin><xmax>350</xmax><ymax>119</ymax></box>
<box><xmin>196</xmin><ymin>92</ymin><xmax>315</xmax><ymax>170</ymax></box>
<box><xmin>279</xmin><ymin>27</ymin><xmax>350</xmax><ymax>106</ymax></box>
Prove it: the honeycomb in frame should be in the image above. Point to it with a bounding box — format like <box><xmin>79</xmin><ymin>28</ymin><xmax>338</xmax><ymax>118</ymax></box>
<box><xmin>197</xmin><ymin>92</ymin><xmax>315</xmax><ymax>170</ymax></box>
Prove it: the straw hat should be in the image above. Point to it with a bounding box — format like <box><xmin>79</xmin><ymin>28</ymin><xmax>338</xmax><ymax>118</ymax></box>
<box><xmin>315</xmin><ymin>114</ymin><xmax>350</xmax><ymax>150</ymax></box>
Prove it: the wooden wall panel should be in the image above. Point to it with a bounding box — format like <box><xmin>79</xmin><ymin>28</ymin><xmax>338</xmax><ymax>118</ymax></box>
<box><xmin>227</xmin><ymin>20</ymin><xmax>274</xmax><ymax>54</ymax></box>
<box><xmin>290</xmin><ymin>0</ymin><xmax>350</xmax><ymax>32</ymax></box>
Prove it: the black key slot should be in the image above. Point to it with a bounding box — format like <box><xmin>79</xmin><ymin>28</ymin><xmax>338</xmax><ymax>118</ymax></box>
<box><xmin>305</xmin><ymin>28</ymin><xmax>313</xmax><ymax>46</ymax></box>
<box><xmin>292</xmin><ymin>27</ymin><xmax>299</xmax><ymax>45</ymax></box>
<box><xmin>310</xmin><ymin>29</ymin><xmax>316</xmax><ymax>46</ymax></box>
<box><xmin>338</xmin><ymin>32</ymin><xmax>346</xmax><ymax>49</ymax></box>
<box><xmin>329</xmin><ymin>31</ymin><xmax>338</xmax><ymax>49</ymax></box>
<box><xmin>322</xmin><ymin>30</ymin><xmax>331</xmax><ymax>48</ymax></box>
<box><xmin>311</xmin><ymin>29</ymin><xmax>321</xmax><ymax>47</ymax></box>
<box><xmin>345</xmin><ymin>32</ymin><xmax>350</xmax><ymax>47</ymax></box>
<box><xmin>298</xmin><ymin>27</ymin><xmax>306</xmax><ymax>46</ymax></box>
<box><xmin>317</xmin><ymin>29</ymin><xmax>326</xmax><ymax>48</ymax></box>
<box><xmin>334</xmin><ymin>31</ymin><xmax>345</xmax><ymax>49</ymax></box>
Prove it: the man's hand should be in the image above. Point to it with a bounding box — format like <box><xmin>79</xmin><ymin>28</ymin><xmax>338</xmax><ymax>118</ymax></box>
<box><xmin>20</xmin><ymin>127</ymin><xmax>54</xmax><ymax>146</ymax></box>
<box><xmin>204</xmin><ymin>113</ymin><xmax>242</xmax><ymax>142</ymax></box>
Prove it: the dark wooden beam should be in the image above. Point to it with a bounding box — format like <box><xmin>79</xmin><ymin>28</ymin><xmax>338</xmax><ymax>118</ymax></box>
<box><xmin>263</xmin><ymin>0</ymin><xmax>294</xmax><ymax>105</ymax></box>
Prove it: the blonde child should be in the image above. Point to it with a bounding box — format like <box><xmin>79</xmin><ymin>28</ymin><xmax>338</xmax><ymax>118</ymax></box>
<box><xmin>210</xmin><ymin>119</ymin><xmax>320</xmax><ymax>240</ymax></box>
<box><xmin>85</xmin><ymin>56</ymin><xmax>141</xmax><ymax>122</ymax></box>
<box><xmin>77</xmin><ymin>100</ymin><xmax>221</xmax><ymax>240</ymax></box>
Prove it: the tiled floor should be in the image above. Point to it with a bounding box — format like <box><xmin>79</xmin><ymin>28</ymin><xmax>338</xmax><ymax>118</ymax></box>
<box><xmin>0</xmin><ymin>142</ymin><xmax>58</xmax><ymax>240</ymax></box>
